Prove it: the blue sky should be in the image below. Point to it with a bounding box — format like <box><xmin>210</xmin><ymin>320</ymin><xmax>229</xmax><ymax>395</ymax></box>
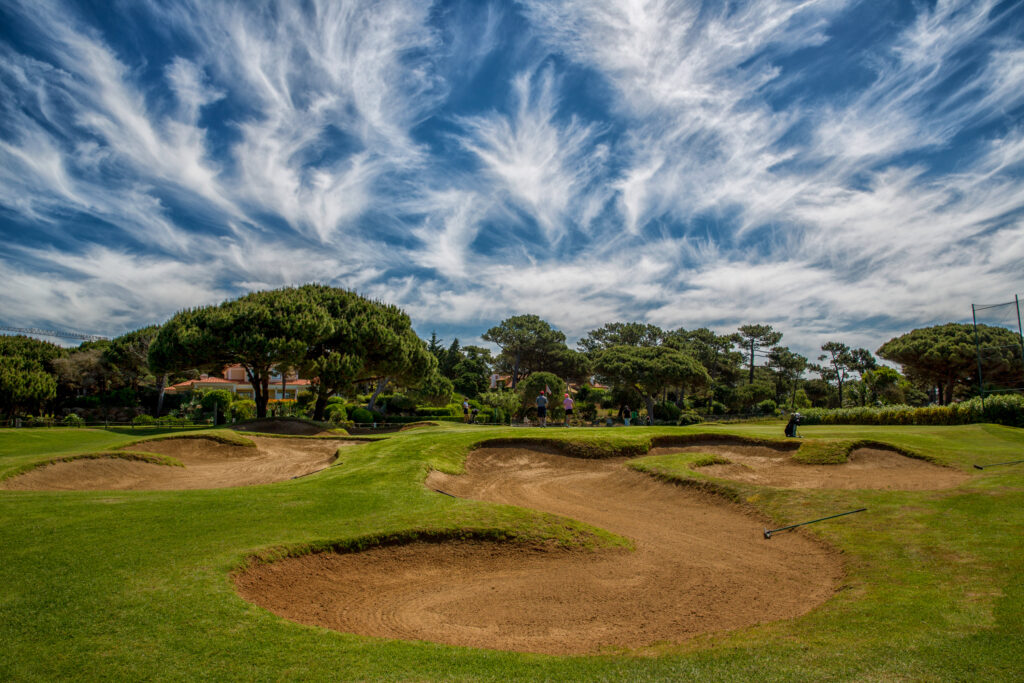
<box><xmin>1</xmin><ymin>0</ymin><xmax>1022</xmax><ymax>357</ymax></box>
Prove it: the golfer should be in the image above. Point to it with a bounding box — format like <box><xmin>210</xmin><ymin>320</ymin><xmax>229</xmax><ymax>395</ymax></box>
<box><xmin>562</xmin><ymin>393</ymin><xmax>574</xmax><ymax>427</ymax></box>
<box><xmin>462</xmin><ymin>399</ymin><xmax>470</xmax><ymax>423</ymax></box>
<box><xmin>536</xmin><ymin>391</ymin><xmax>548</xmax><ymax>427</ymax></box>
<box><xmin>622</xmin><ymin>404</ymin><xmax>631</xmax><ymax>426</ymax></box>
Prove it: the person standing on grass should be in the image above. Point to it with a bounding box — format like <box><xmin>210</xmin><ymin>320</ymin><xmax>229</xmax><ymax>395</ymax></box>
<box><xmin>536</xmin><ymin>391</ymin><xmax>548</xmax><ymax>427</ymax></box>
<box><xmin>562</xmin><ymin>393</ymin><xmax>574</xmax><ymax>427</ymax></box>
<box><xmin>462</xmin><ymin>399</ymin><xmax>470</xmax><ymax>423</ymax></box>
<box><xmin>622</xmin><ymin>404</ymin><xmax>631</xmax><ymax>426</ymax></box>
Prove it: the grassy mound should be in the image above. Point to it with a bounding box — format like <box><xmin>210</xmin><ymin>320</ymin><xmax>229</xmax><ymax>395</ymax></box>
<box><xmin>1</xmin><ymin>422</ymin><xmax>1023</xmax><ymax>679</ymax></box>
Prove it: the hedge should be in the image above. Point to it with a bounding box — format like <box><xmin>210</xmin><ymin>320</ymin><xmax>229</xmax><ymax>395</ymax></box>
<box><xmin>799</xmin><ymin>394</ymin><xmax>1024</xmax><ymax>428</ymax></box>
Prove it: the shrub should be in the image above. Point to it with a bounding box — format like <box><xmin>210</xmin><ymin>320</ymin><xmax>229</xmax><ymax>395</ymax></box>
<box><xmin>350</xmin><ymin>407</ymin><xmax>374</xmax><ymax>424</ymax></box>
<box><xmin>325</xmin><ymin>404</ymin><xmax>347</xmax><ymax>423</ymax></box>
<box><xmin>62</xmin><ymin>414</ymin><xmax>85</xmax><ymax>427</ymax></box>
<box><xmin>798</xmin><ymin>394</ymin><xmax>1024</xmax><ymax>428</ymax></box>
<box><xmin>653</xmin><ymin>401</ymin><xmax>682</xmax><ymax>422</ymax></box>
<box><xmin>756</xmin><ymin>399</ymin><xmax>778</xmax><ymax>415</ymax></box>
<box><xmin>327</xmin><ymin>396</ymin><xmax>346</xmax><ymax>405</ymax></box>
<box><xmin>132</xmin><ymin>414</ymin><xmax>157</xmax><ymax>426</ymax></box>
<box><xmin>578</xmin><ymin>401</ymin><xmax>597</xmax><ymax>421</ymax></box>
<box><xmin>229</xmin><ymin>400</ymin><xmax>256</xmax><ymax>422</ymax></box>
<box><xmin>445</xmin><ymin>403</ymin><xmax>464</xmax><ymax>418</ymax></box>
<box><xmin>156</xmin><ymin>415</ymin><xmax>191</xmax><ymax>427</ymax></box>
<box><xmin>677</xmin><ymin>410</ymin><xmax>703</xmax><ymax>426</ymax></box>
<box><xmin>478</xmin><ymin>391</ymin><xmax>522</xmax><ymax>418</ymax></box>
<box><xmin>380</xmin><ymin>393</ymin><xmax>417</xmax><ymax>412</ymax></box>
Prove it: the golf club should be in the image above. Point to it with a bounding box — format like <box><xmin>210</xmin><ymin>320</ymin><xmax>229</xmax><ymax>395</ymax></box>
<box><xmin>764</xmin><ymin>507</ymin><xmax>867</xmax><ymax>539</ymax></box>
<box><xmin>973</xmin><ymin>459</ymin><xmax>1024</xmax><ymax>470</ymax></box>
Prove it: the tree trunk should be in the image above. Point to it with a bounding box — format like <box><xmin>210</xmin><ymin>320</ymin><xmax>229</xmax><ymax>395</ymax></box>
<box><xmin>837</xmin><ymin>377</ymin><xmax>843</xmax><ymax>408</ymax></box>
<box><xmin>644</xmin><ymin>394</ymin><xmax>655</xmax><ymax>422</ymax></box>
<box><xmin>310</xmin><ymin>377</ymin><xmax>333</xmax><ymax>422</ymax></box>
<box><xmin>749</xmin><ymin>340</ymin><xmax>755</xmax><ymax>384</ymax></box>
<box><xmin>365</xmin><ymin>377</ymin><xmax>387</xmax><ymax>411</ymax></box>
<box><xmin>155</xmin><ymin>374</ymin><xmax>167</xmax><ymax>416</ymax></box>
<box><xmin>247</xmin><ymin>367</ymin><xmax>270</xmax><ymax>419</ymax></box>
<box><xmin>313</xmin><ymin>384</ymin><xmax>329</xmax><ymax>422</ymax></box>
<box><xmin>511</xmin><ymin>351</ymin><xmax>521</xmax><ymax>390</ymax></box>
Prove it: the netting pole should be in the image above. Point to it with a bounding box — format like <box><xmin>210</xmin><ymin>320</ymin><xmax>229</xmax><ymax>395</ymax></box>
<box><xmin>972</xmin><ymin>304</ymin><xmax>985</xmax><ymax>411</ymax></box>
<box><xmin>1017</xmin><ymin>295</ymin><xmax>1024</xmax><ymax>373</ymax></box>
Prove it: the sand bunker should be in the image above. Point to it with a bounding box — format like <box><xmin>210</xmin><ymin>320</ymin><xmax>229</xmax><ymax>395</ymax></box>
<box><xmin>232</xmin><ymin>419</ymin><xmax>334</xmax><ymax>436</ymax></box>
<box><xmin>235</xmin><ymin>445</ymin><xmax>842</xmax><ymax>654</ymax></box>
<box><xmin>2</xmin><ymin>437</ymin><xmax>353</xmax><ymax>491</ymax></box>
<box><xmin>648</xmin><ymin>442</ymin><xmax>968</xmax><ymax>490</ymax></box>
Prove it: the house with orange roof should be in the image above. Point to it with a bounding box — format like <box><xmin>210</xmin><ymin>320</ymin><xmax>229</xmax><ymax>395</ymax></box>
<box><xmin>165</xmin><ymin>364</ymin><xmax>312</xmax><ymax>400</ymax></box>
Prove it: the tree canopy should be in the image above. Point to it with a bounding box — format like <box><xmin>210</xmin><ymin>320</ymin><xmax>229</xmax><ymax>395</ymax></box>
<box><xmin>592</xmin><ymin>344</ymin><xmax>710</xmax><ymax>418</ymax></box>
<box><xmin>877</xmin><ymin>323</ymin><xmax>1023</xmax><ymax>404</ymax></box>
<box><xmin>0</xmin><ymin>335</ymin><xmax>63</xmax><ymax>419</ymax></box>
<box><xmin>736</xmin><ymin>324</ymin><xmax>782</xmax><ymax>384</ymax></box>
<box><xmin>482</xmin><ymin>314</ymin><xmax>569</xmax><ymax>388</ymax></box>
<box><xmin>150</xmin><ymin>285</ymin><xmax>436</xmax><ymax>420</ymax></box>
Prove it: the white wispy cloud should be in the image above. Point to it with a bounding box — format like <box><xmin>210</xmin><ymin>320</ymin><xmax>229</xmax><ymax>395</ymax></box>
<box><xmin>453</xmin><ymin>63</ymin><xmax>608</xmax><ymax>242</ymax></box>
<box><xmin>0</xmin><ymin>0</ymin><xmax>1022</xmax><ymax>362</ymax></box>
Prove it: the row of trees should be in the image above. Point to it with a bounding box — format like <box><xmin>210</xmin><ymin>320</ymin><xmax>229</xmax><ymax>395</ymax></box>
<box><xmin>2</xmin><ymin>286</ymin><xmax>1021</xmax><ymax>422</ymax></box>
<box><xmin>426</xmin><ymin>316</ymin><xmax>1023</xmax><ymax>416</ymax></box>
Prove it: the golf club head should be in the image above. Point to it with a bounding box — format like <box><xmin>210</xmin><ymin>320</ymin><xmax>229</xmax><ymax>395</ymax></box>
<box><xmin>973</xmin><ymin>464</ymin><xmax>984</xmax><ymax>470</ymax></box>
<box><xmin>763</xmin><ymin>528</ymin><xmax>771</xmax><ymax>539</ymax></box>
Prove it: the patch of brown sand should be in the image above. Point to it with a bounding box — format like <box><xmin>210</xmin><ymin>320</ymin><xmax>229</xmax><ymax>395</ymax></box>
<box><xmin>233</xmin><ymin>419</ymin><xmax>330</xmax><ymax>435</ymax></box>
<box><xmin>235</xmin><ymin>446</ymin><xmax>842</xmax><ymax>654</ymax></box>
<box><xmin>1</xmin><ymin>437</ymin><xmax>354</xmax><ymax>491</ymax></box>
<box><xmin>648</xmin><ymin>444</ymin><xmax>968</xmax><ymax>490</ymax></box>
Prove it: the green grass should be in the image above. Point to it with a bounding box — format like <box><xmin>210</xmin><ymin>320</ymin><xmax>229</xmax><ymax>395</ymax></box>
<box><xmin>2</xmin><ymin>421</ymin><xmax>1023</xmax><ymax>680</ymax></box>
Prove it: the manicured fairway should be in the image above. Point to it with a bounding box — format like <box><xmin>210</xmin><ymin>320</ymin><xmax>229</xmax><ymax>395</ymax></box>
<box><xmin>1</xmin><ymin>422</ymin><xmax>1022</xmax><ymax>681</ymax></box>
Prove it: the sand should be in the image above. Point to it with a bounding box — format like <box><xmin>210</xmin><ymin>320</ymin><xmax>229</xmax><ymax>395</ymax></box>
<box><xmin>647</xmin><ymin>442</ymin><xmax>968</xmax><ymax>490</ymax></box>
<box><xmin>234</xmin><ymin>445</ymin><xmax>843</xmax><ymax>654</ymax></box>
<box><xmin>2</xmin><ymin>436</ymin><xmax>354</xmax><ymax>491</ymax></box>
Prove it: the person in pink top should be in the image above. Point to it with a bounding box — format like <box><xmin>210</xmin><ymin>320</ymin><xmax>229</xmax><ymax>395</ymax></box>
<box><xmin>562</xmin><ymin>393</ymin><xmax>574</xmax><ymax>427</ymax></box>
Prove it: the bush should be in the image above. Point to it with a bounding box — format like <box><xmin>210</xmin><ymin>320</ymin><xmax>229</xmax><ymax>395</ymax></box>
<box><xmin>415</xmin><ymin>405</ymin><xmax>451</xmax><ymax>416</ymax></box>
<box><xmin>62</xmin><ymin>414</ymin><xmax>85</xmax><ymax>427</ymax></box>
<box><xmin>327</xmin><ymin>396</ymin><xmax>346</xmax><ymax>405</ymax></box>
<box><xmin>578</xmin><ymin>401</ymin><xmax>598</xmax><ymax>421</ymax></box>
<box><xmin>653</xmin><ymin>401</ymin><xmax>682</xmax><ymax>422</ymax></box>
<box><xmin>156</xmin><ymin>415</ymin><xmax>192</xmax><ymax>427</ymax></box>
<box><xmin>325</xmin><ymin>404</ymin><xmax>347</xmax><ymax>423</ymax></box>
<box><xmin>677</xmin><ymin>410</ymin><xmax>703</xmax><ymax>426</ymax></box>
<box><xmin>380</xmin><ymin>393</ymin><xmax>416</xmax><ymax>412</ymax></box>
<box><xmin>229</xmin><ymin>400</ymin><xmax>256</xmax><ymax>422</ymax></box>
<box><xmin>445</xmin><ymin>403</ymin><xmax>464</xmax><ymax>418</ymax></box>
<box><xmin>478</xmin><ymin>391</ymin><xmax>522</xmax><ymax>418</ymax></box>
<box><xmin>350</xmin><ymin>407</ymin><xmax>374</xmax><ymax>424</ymax></box>
<box><xmin>132</xmin><ymin>414</ymin><xmax>157</xmax><ymax>426</ymax></box>
<box><xmin>798</xmin><ymin>394</ymin><xmax>1024</xmax><ymax>428</ymax></box>
<box><xmin>756</xmin><ymin>399</ymin><xmax>778</xmax><ymax>415</ymax></box>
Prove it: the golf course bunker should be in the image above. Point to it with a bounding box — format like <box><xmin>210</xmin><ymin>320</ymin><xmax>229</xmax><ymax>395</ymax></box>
<box><xmin>1</xmin><ymin>436</ymin><xmax>351</xmax><ymax>491</ymax></box>
<box><xmin>233</xmin><ymin>419</ymin><xmax>334</xmax><ymax>436</ymax></box>
<box><xmin>235</xmin><ymin>444</ymin><xmax>842</xmax><ymax>655</ymax></box>
<box><xmin>648</xmin><ymin>441</ymin><xmax>968</xmax><ymax>490</ymax></box>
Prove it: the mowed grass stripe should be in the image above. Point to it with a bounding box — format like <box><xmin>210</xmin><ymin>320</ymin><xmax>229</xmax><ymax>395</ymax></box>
<box><xmin>1</xmin><ymin>422</ymin><xmax>1022</xmax><ymax>680</ymax></box>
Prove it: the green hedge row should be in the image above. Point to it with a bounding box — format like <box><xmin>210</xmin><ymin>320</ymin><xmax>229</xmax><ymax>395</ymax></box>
<box><xmin>799</xmin><ymin>394</ymin><xmax>1024</xmax><ymax>427</ymax></box>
